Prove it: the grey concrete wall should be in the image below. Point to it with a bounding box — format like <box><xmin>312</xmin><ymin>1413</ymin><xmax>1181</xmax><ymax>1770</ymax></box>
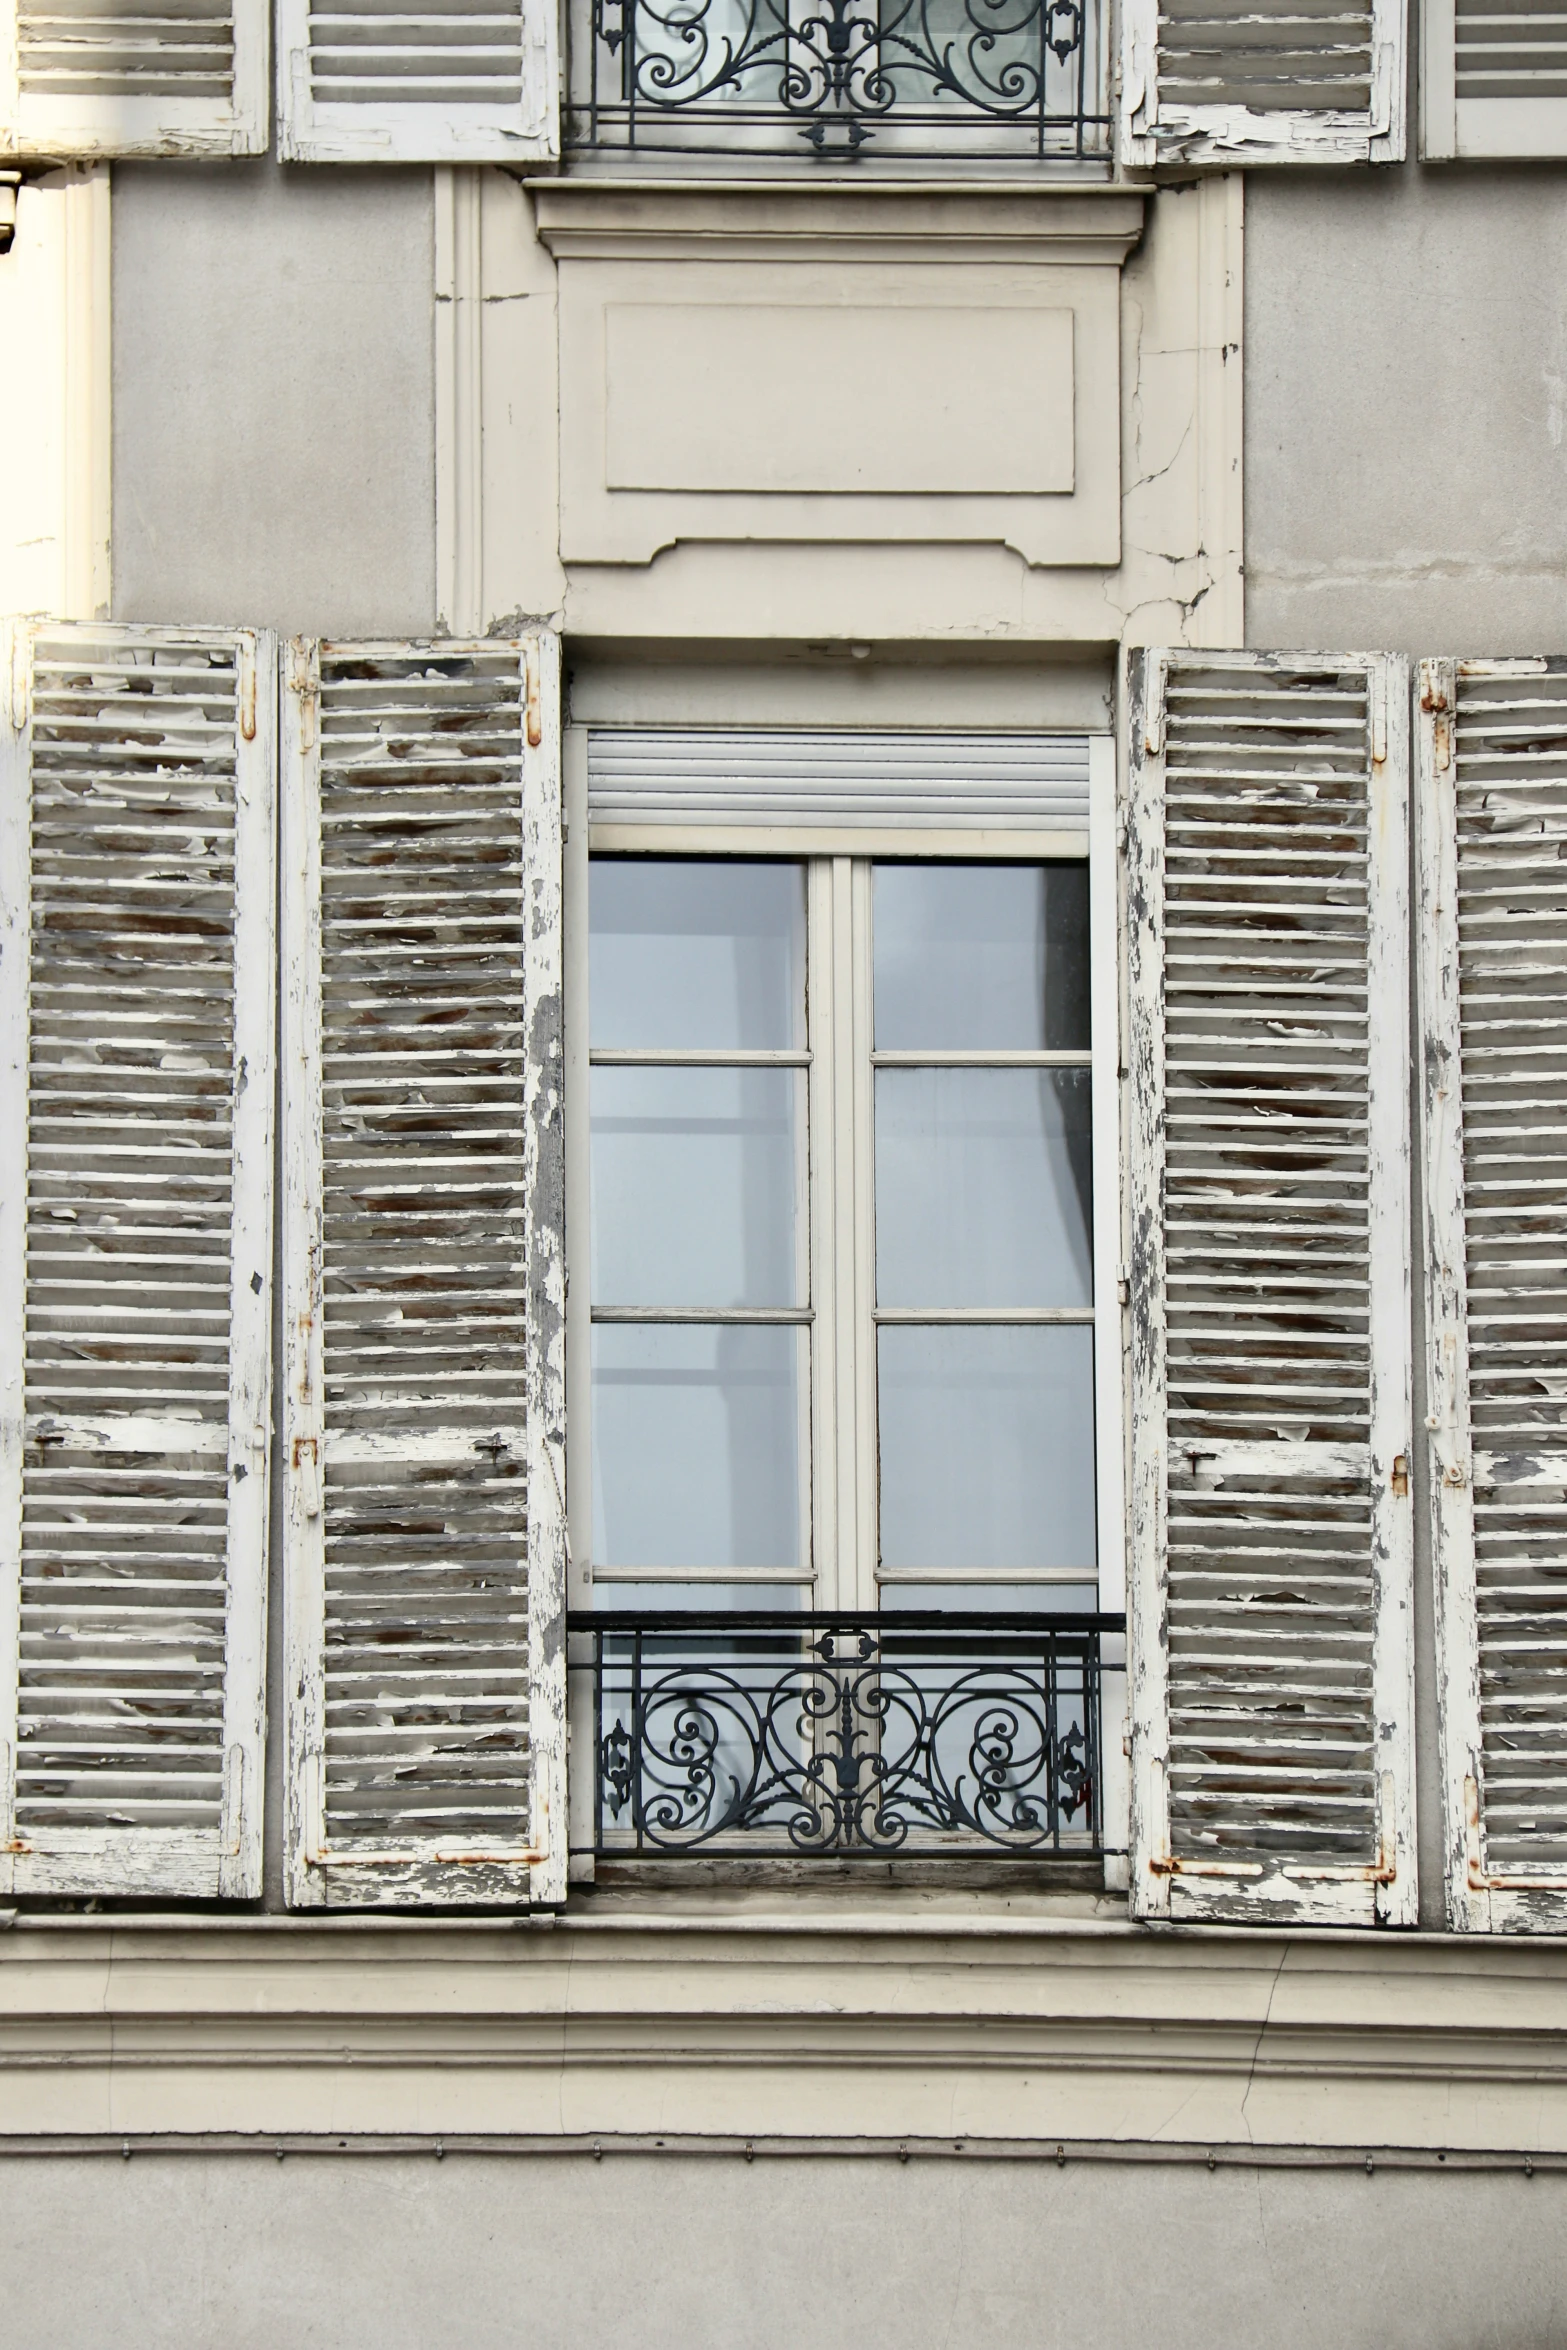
<box><xmin>6</xmin><ymin>2153</ymin><xmax>1565</xmax><ymax>2349</ymax></box>
<box><xmin>111</xmin><ymin>160</ymin><xmax>436</xmax><ymax>638</ymax></box>
<box><xmin>1246</xmin><ymin>166</ymin><xmax>1567</xmax><ymax>654</ymax></box>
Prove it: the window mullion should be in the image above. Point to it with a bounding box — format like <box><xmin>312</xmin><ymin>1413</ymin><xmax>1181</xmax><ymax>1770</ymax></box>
<box><xmin>850</xmin><ymin>857</ymin><xmax>878</xmax><ymax>1613</ymax></box>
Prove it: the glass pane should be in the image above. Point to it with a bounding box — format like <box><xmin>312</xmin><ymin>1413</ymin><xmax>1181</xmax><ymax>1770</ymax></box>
<box><xmin>878</xmin><ymin>1325</ymin><xmax>1095</xmax><ymax>1570</ymax></box>
<box><xmin>592</xmin><ymin>1065</ymin><xmax>804</xmax><ymax>1308</ymax></box>
<box><xmin>592</xmin><ymin>1323</ymin><xmax>804</xmax><ymax>1569</ymax></box>
<box><xmin>590</xmin><ymin>859</ymin><xmax>805</xmax><ymax>1049</ymax></box>
<box><xmin>875</xmin><ymin>1067</ymin><xmax>1091</xmax><ymax>1308</ymax></box>
<box><xmin>873</xmin><ymin>862</ymin><xmax>1089</xmax><ymax>1050</ymax></box>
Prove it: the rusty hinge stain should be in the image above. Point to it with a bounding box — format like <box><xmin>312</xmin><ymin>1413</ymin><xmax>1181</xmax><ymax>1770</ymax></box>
<box><xmin>1391</xmin><ymin>1453</ymin><xmax>1409</xmax><ymax>1498</ymax></box>
<box><xmin>525</xmin><ymin>647</ymin><xmax>543</xmax><ymax>749</ymax></box>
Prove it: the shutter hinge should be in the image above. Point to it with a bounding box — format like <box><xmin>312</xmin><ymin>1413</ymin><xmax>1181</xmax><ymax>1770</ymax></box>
<box><xmin>292</xmin><ymin>1435</ymin><xmax>322</xmax><ymax>1518</ymax></box>
<box><xmin>1391</xmin><ymin>1453</ymin><xmax>1409</xmax><ymax>1498</ymax></box>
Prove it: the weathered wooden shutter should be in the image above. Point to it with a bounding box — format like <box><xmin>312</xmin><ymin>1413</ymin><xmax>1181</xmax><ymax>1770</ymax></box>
<box><xmin>1125</xmin><ymin>648</ymin><xmax>1416</xmax><ymax>1926</ymax></box>
<box><xmin>276</xmin><ymin>0</ymin><xmax>557</xmax><ymax>161</ymax></box>
<box><xmin>1420</xmin><ymin>0</ymin><xmax>1567</xmax><ymax>156</ymax></box>
<box><xmin>0</xmin><ymin>620</ymin><xmax>274</xmax><ymax>1899</ymax></box>
<box><xmin>1418</xmin><ymin>658</ymin><xmax>1567</xmax><ymax>1931</ymax></box>
<box><xmin>1118</xmin><ymin>0</ymin><xmax>1405</xmax><ymax>163</ymax></box>
<box><xmin>0</xmin><ymin>0</ymin><xmax>266</xmax><ymax>156</ymax></box>
<box><xmin>282</xmin><ymin>634</ymin><xmax>565</xmax><ymax>1909</ymax></box>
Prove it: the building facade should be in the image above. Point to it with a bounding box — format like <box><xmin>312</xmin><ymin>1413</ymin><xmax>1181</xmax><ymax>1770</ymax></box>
<box><xmin>4</xmin><ymin>5</ymin><xmax>1567</xmax><ymax>2339</ymax></box>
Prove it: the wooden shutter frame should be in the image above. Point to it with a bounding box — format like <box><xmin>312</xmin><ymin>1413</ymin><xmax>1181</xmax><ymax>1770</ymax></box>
<box><xmin>0</xmin><ymin>0</ymin><xmax>266</xmax><ymax>159</ymax></box>
<box><xmin>1125</xmin><ymin>646</ymin><xmax>1417</xmax><ymax>1927</ymax></box>
<box><xmin>1118</xmin><ymin>0</ymin><xmax>1406</xmax><ymax>166</ymax></box>
<box><xmin>275</xmin><ymin>0</ymin><xmax>558</xmax><ymax>163</ymax></box>
<box><xmin>282</xmin><ymin>633</ymin><xmax>566</xmax><ymax>1911</ymax></box>
<box><xmin>0</xmin><ymin>619</ymin><xmax>274</xmax><ymax>1900</ymax></box>
<box><xmin>1418</xmin><ymin>656</ymin><xmax>1567</xmax><ymax>1932</ymax></box>
<box><xmin>1419</xmin><ymin>0</ymin><xmax>1567</xmax><ymax>157</ymax></box>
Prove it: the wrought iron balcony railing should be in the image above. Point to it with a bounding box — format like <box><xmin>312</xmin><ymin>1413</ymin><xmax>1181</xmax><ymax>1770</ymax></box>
<box><xmin>565</xmin><ymin>0</ymin><xmax>1110</xmax><ymax>163</ymax></box>
<box><xmin>569</xmin><ymin>1610</ymin><xmax>1122</xmax><ymax>1860</ymax></box>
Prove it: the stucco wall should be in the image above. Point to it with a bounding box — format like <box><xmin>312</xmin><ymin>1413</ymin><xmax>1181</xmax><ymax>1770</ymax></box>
<box><xmin>7</xmin><ymin>2153</ymin><xmax>1564</xmax><ymax>2349</ymax></box>
<box><xmin>110</xmin><ymin>160</ymin><xmax>436</xmax><ymax>638</ymax></box>
<box><xmin>1245</xmin><ymin>165</ymin><xmax>1567</xmax><ymax>655</ymax></box>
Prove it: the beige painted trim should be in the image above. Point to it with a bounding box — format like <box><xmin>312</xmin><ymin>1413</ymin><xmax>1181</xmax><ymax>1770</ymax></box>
<box><xmin>1193</xmin><ymin>174</ymin><xmax>1243</xmax><ymax>650</ymax></box>
<box><xmin>434</xmin><ymin>166</ymin><xmax>483</xmax><ymax>638</ymax></box>
<box><xmin>8</xmin><ymin>1913</ymin><xmax>1567</xmax><ymax>2151</ymax></box>
<box><xmin>529</xmin><ymin>181</ymin><xmax>1147</xmax><ymax>267</ymax></box>
<box><xmin>0</xmin><ymin>165</ymin><xmax>109</xmax><ymax>622</ymax></box>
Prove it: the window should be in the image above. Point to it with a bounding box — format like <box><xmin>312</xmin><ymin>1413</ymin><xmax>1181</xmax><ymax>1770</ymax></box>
<box><xmin>563</xmin><ymin>724</ymin><xmax>1124</xmax><ymax>1867</ymax></box>
<box><xmin>583</xmin><ymin>853</ymin><xmax>1099</xmax><ymax>1614</ymax></box>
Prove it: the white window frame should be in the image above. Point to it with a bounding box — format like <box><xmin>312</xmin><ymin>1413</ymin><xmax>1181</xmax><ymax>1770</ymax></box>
<box><xmin>562</xmin><ymin>727</ymin><xmax>1127</xmax><ymax>1871</ymax></box>
<box><xmin>1420</xmin><ymin>0</ymin><xmax>1567</xmax><ymax>157</ymax></box>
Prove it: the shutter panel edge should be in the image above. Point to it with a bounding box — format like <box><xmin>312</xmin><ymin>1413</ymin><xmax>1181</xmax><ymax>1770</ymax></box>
<box><xmin>1126</xmin><ymin>647</ymin><xmax>1416</xmax><ymax>1928</ymax></box>
<box><xmin>1416</xmin><ymin>655</ymin><xmax>1489</xmax><ymax>1930</ymax></box>
<box><xmin>1118</xmin><ymin>0</ymin><xmax>1406</xmax><ymax>167</ymax></box>
<box><xmin>1419</xmin><ymin>655</ymin><xmax>1567</xmax><ymax>1932</ymax></box>
<box><xmin>0</xmin><ymin>620</ymin><xmax>30</xmax><ymax>1899</ymax></box>
<box><xmin>1124</xmin><ymin>645</ymin><xmax>1173</xmax><ymax>1921</ymax></box>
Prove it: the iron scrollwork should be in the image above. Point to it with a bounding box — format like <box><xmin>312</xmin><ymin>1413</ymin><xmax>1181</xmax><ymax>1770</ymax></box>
<box><xmin>571</xmin><ymin>1611</ymin><xmax>1117</xmax><ymax>1858</ymax></box>
<box><xmin>572</xmin><ymin>0</ymin><xmax>1107</xmax><ymax>161</ymax></box>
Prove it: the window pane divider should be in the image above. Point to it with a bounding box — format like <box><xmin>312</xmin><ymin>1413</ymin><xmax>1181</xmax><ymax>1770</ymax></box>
<box><xmin>589</xmin><ymin>1048</ymin><xmax>811</xmax><ymax>1067</ymax></box>
<box><xmin>873</xmin><ymin>1306</ymin><xmax>1094</xmax><ymax>1325</ymax></box>
<box><xmin>876</xmin><ymin>1567</ymin><xmax>1097</xmax><ymax>1584</ymax></box>
<box><xmin>591</xmin><ymin>1305</ymin><xmax>813</xmax><ymax>1324</ymax></box>
<box><xmin>590</xmin><ymin>1566</ymin><xmax>816</xmax><ymax>1584</ymax></box>
<box><xmin>871</xmin><ymin>1049</ymin><xmax>1091</xmax><ymax>1067</ymax></box>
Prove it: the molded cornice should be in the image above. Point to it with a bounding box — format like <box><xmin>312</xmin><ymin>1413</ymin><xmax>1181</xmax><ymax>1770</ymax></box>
<box><xmin>5</xmin><ymin>1907</ymin><xmax>1567</xmax><ymax>2154</ymax></box>
<box><xmin>527</xmin><ymin>180</ymin><xmax>1147</xmax><ymax>267</ymax></box>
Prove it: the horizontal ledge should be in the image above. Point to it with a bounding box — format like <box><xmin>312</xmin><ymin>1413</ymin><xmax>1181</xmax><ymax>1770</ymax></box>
<box><xmin>586</xmin><ymin>1568</ymin><xmax>813</xmax><ymax>1583</ymax></box>
<box><xmin>587</xmin><ymin>828</ymin><xmax>1092</xmax><ymax>860</ymax></box>
<box><xmin>589</xmin><ymin>1049</ymin><xmax>810</xmax><ymax>1067</ymax></box>
<box><xmin>590</xmin><ymin>1306</ymin><xmax>812</xmax><ymax>1324</ymax></box>
<box><xmin>0</xmin><ymin>2131</ymin><xmax>1557</xmax><ymax>2173</ymax></box>
<box><xmin>873</xmin><ymin>1307</ymin><xmax>1094</xmax><ymax>1324</ymax></box>
<box><xmin>872</xmin><ymin>1050</ymin><xmax>1092</xmax><ymax>1067</ymax></box>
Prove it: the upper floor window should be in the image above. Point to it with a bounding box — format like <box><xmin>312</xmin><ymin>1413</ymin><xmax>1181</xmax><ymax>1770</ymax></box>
<box><xmin>565</xmin><ymin>0</ymin><xmax>1110</xmax><ymax>164</ymax></box>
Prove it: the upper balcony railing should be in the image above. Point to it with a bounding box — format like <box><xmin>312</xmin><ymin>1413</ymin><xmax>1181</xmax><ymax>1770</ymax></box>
<box><xmin>570</xmin><ymin>1610</ymin><xmax>1121</xmax><ymax>1862</ymax></box>
<box><xmin>564</xmin><ymin>0</ymin><xmax>1110</xmax><ymax>165</ymax></box>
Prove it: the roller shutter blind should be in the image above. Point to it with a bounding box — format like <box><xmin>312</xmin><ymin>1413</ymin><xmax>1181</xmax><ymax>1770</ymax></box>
<box><xmin>0</xmin><ymin>0</ymin><xmax>266</xmax><ymax>157</ymax></box>
<box><xmin>282</xmin><ymin>633</ymin><xmax>566</xmax><ymax>1909</ymax></box>
<box><xmin>276</xmin><ymin>0</ymin><xmax>557</xmax><ymax>160</ymax></box>
<box><xmin>0</xmin><ymin>620</ymin><xmax>274</xmax><ymax>1899</ymax></box>
<box><xmin>1118</xmin><ymin>0</ymin><xmax>1405</xmax><ymax>163</ymax></box>
<box><xmin>1125</xmin><ymin>647</ymin><xmax>1416</xmax><ymax>1927</ymax></box>
<box><xmin>1421</xmin><ymin>0</ymin><xmax>1567</xmax><ymax>155</ymax></box>
<box><xmin>1419</xmin><ymin>657</ymin><xmax>1567</xmax><ymax>1931</ymax></box>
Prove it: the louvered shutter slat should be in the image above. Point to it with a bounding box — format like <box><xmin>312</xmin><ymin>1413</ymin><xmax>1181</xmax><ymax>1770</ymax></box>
<box><xmin>283</xmin><ymin>635</ymin><xmax>565</xmax><ymax>1910</ymax></box>
<box><xmin>1119</xmin><ymin>0</ymin><xmax>1406</xmax><ymax>161</ymax></box>
<box><xmin>275</xmin><ymin>0</ymin><xmax>557</xmax><ymax>160</ymax></box>
<box><xmin>1419</xmin><ymin>657</ymin><xmax>1567</xmax><ymax>1929</ymax></box>
<box><xmin>1127</xmin><ymin>648</ymin><xmax>1416</xmax><ymax>1927</ymax></box>
<box><xmin>0</xmin><ymin>621</ymin><xmax>274</xmax><ymax>1899</ymax></box>
<box><xmin>0</xmin><ymin>0</ymin><xmax>267</xmax><ymax>155</ymax></box>
<box><xmin>1421</xmin><ymin>0</ymin><xmax>1567</xmax><ymax>155</ymax></box>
